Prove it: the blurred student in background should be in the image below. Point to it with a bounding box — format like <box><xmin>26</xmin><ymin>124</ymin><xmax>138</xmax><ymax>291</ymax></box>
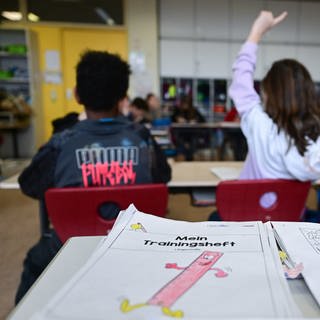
<box><xmin>171</xmin><ymin>95</ymin><xmax>206</xmax><ymax>160</ymax></box>
<box><xmin>171</xmin><ymin>95</ymin><xmax>205</xmax><ymax>124</ymax></box>
<box><xmin>129</xmin><ymin>97</ymin><xmax>151</xmax><ymax>125</ymax></box>
<box><xmin>146</xmin><ymin>92</ymin><xmax>162</xmax><ymax>121</ymax></box>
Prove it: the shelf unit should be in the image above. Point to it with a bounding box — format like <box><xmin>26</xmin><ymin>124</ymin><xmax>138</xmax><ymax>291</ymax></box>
<box><xmin>0</xmin><ymin>28</ymin><xmax>39</xmax><ymax>158</ymax></box>
<box><xmin>160</xmin><ymin>77</ymin><xmax>229</xmax><ymax>122</ymax></box>
<box><xmin>161</xmin><ymin>77</ymin><xmax>320</xmax><ymax>124</ymax></box>
<box><xmin>0</xmin><ymin>30</ymin><xmax>31</xmax><ymax>102</ymax></box>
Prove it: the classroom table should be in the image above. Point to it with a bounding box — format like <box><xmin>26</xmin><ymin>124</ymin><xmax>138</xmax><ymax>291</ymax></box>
<box><xmin>168</xmin><ymin>160</ymin><xmax>243</xmax><ymax>187</ymax></box>
<box><xmin>167</xmin><ymin>160</ymin><xmax>242</xmax><ymax>207</ymax></box>
<box><xmin>0</xmin><ymin>172</ymin><xmax>20</xmax><ymax>188</ymax></box>
<box><xmin>170</xmin><ymin>121</ymin><xmax>245</xmax><ymax>160</ymax></box>
<box><xmin>0</xmin><ymin>160</ymin><xmax>243</xmax><ymax>189</ymax></box>
<box><xmin>171</xmin><ymin>121</ymin><xmax>241</xmax><ymax>129</ymax></box>
<box><xmin>0</xmin><ymin>158</ymin><xmax>30</xmax><ymax>188</ymax></box>
<box><xmin>7</xmin><ymin>236</ymin><xmax>320</xmax><ymax>320</ymax></box>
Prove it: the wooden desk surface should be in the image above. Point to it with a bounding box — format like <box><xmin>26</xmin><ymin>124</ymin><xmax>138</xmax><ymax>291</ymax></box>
<box><xmin>8</xmin><ymin>237</ymin><xmax>103</xmax><ymax>320</ymax></box>
<box><xmin>0</xmin><ymin>160</ymin><xmax>243</xmax><ymax>189</ymax></box>
<box><xmin>168</xmin><ymin>160</ymin><xmax>243</xmax><ymax>187</ymax></box>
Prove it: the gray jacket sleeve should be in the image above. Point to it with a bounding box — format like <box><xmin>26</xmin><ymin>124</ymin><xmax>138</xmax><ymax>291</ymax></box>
<box><xmin>18</xmin><ymin>139</ymin><xmax>59</xmax><ymax>199</ymax></box>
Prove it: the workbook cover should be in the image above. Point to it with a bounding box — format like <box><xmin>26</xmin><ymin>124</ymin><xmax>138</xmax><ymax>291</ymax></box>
<box><xmin>33</xmin><ymin>205</ymin><xmax>300</xmax><ymax>320</ymax></box>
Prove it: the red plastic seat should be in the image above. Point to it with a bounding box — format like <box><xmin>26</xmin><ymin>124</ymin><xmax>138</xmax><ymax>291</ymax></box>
<box><xmin>216</xmin><ymin>179</ymin><xmax>311</xmax><ymax>222</ymax></box>
<box><xmin>45</xmin><ymin>184</ymin><xmax>168</xmax><ymax>243</ymax></box>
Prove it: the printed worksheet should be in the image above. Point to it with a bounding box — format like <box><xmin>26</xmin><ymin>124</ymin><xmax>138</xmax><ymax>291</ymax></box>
<box><xmin>33</xmin><ymin>205</ymin><xmax>300</xmax><ymax>320</ymax></box>
<box><xmin>272</xmin><ymin>221</ymin><xmax>320</xmax><ymax>307</ymax></box>
<box><xmin>210</xmin><ymin>167</ymin><xmax>241</xmax><ymax>180</ymax></box>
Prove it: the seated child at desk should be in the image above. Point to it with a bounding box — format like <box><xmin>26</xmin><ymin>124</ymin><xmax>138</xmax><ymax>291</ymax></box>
<box><xmin>171</xmin><ymin>95</ymin><xmax>205</xmax><ymax>124</ymax></box>
<box><xmin>210</xmin><ymin>10</ymin><xmax>320</xmax><ymax>221</ymax></box>
<box><xmin>128</xmin><ymin>97</ymin><xmax>151</xmax><ymax>125</ymax></box>
<box><xmin>171</xmin><ymin>95</ymin><xmax>206</xmax><ymax>160</ymax></box>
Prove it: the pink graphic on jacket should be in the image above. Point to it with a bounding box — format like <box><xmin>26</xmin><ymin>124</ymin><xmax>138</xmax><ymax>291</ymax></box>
<box><xmin>121</xmin><ymin>251</ymin><xmax>228</xmax><ymax>318</ymax></box>
<box><xmin>81</xmin><ymin>160</ymin><xmax>136</xmax><ymax>187</ymax></box>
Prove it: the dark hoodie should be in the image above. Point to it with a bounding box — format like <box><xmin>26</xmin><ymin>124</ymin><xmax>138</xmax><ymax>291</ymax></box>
<box><xmin>19</xmin><ymin>115</ymin><xmax>171</xmax><ymax>199</ymax></box>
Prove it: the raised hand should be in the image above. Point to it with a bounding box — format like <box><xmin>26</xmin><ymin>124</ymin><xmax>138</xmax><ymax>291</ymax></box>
<box><xmin>248</xmin><ymin>11</ymin><xmax>288</xmax><ymax>43</ymax></box>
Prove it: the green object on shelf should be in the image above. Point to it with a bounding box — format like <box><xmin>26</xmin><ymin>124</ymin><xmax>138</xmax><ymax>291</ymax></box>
<box><xmin>5</xmin><ymin>44</ymin><xmax>27</xmax><ymax>55</ymax></box>
<box><xmin>0</xmin><ymin>70</ymin><xmax>13</xmax><ymax>79</ymax></box>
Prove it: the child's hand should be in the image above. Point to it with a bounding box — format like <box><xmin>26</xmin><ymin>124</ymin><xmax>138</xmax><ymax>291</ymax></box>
<box><xmin>248</xmin><ymin>11</ymin><xmax>288</xmax><ymax>43</ymax></box>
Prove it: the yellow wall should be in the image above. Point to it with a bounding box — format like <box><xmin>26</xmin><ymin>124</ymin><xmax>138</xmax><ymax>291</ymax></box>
<box><xmin>62</xmin><ymin>28</ymin><xmax>128</xmax><ymax>114</ymax></box>
<box><xmin>30</xmin><ymin>25</ymin><xmax>128</xmax><ymax>143</ymax></box>
<box><xmin>30</xmin><ymin>26</ymin><xmax>65</xmax><ymax>141</ymax></box>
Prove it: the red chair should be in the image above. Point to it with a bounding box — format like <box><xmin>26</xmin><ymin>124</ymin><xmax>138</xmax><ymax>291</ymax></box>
<box><xmin>216</xmin><ymin>179</ymin><xmax>311</xmax><ymax>222</ymax></box>
<box><xmin>45</xmin><ymin>184</ymin><xmax>168</xmax><ymax>243</ymax></box>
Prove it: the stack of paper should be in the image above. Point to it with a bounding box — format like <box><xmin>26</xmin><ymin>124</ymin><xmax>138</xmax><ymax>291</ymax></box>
<box><xmin>33</xmin><ymin>205</ymin><xmax>300</xmax><ymax>319</ymax></box>
<box><xmin>272</xmin><ymin>222</ymin><xmax>320</xmax><ymax>308</ymax></box>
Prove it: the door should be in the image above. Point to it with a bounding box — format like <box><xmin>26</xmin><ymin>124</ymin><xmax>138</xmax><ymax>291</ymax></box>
<box><xmin>62</xmin><ymin>28</ymin><xmax>128</xmax><ymax>113</ymax></box>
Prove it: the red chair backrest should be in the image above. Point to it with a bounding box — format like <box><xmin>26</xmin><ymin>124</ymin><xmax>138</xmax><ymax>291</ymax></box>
<box><xmin>216</xmin><ymin>179</ymin><xmax>311</xmax><ymax>222</ymax></box>
<box><xmin>45</xmin><ymin>184</ymin><xmax>168</xmax><ymax>243</ymax></box>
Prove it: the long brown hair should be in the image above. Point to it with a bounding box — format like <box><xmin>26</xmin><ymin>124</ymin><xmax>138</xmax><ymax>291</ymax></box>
<box><xmin>262</xmin><ymin>59</ymin><xmax>320</xmax><ymax>155</ymax></box>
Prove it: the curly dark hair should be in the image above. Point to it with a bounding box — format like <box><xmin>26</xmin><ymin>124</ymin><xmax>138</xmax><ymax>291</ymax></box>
<box><xmin>76</xmin><ymin>50</ymin><xmax>131</xmax><ymax>112</ymax></box>
<box><xmin>262</xmin><ymin>59</ymin><xmax>320</xmax><ymax>156</ymax></box>
<box><xmin>131</xmin><ymin>97</ymin><xmax>149</xmax><ymax>111</ymax></box>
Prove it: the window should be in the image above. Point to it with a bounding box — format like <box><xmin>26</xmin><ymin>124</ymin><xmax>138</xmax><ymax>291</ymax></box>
<box><xmin>27</xmin><ymin>0</ymin><xmax>124</xmax><ymax>25</ymax></box>
<box><xmin>1</xmin><ymin>0</ymin><xmax>124</xmax><ymax>25</ymax></box>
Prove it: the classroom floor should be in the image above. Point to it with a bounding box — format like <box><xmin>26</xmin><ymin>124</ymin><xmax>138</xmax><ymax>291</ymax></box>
<box><xmin>1</xmin><ymin>186</ymin><xmax>317</xmax><ymax>319</ymax></box>
<box><xmin>0</xmin><ymin>190</ymin><xmax>39</xmax><ymax>320</ymax></box>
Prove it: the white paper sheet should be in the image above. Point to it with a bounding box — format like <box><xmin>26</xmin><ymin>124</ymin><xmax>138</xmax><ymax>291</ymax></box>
<box><xmin>0</xmin><ymin>173</ymin><xmax>20</xmax><ymax>188</ymax></box>
<box><xmin>33</xmin><ymin>205</ymin><xmax>300</xmax><ymax>319</ymax></box>
<box><xmin>272</xmin><ymin>222</ymin><xmax>320</xmax><ymax>307</ymax></box>
<box><xmin>210</xmin><ymin>167</ymin><xmax>241</xmax><ymax>180</ymax></box>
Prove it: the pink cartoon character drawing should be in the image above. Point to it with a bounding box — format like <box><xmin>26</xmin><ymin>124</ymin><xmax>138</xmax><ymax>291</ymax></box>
<box><xmin>121</xmin><ymin>251</ymin><xmax>228</xmax><ymax>318</ymax></box>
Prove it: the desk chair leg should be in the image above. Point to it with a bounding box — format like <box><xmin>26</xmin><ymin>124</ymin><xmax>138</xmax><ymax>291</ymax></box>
<box><xmin>39</xmin><ymin>200</ymin><xmax>50</xmax><ymax>235</ymax></box>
